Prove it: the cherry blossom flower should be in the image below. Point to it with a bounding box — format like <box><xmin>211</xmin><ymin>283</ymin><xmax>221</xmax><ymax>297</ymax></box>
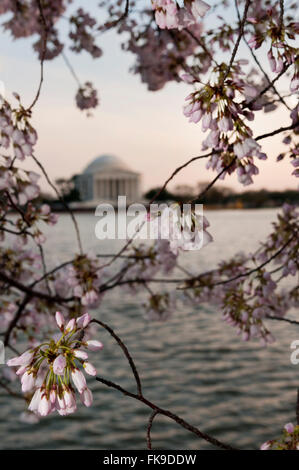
<box><xmin>6</xmin><ymin>311</ymin><xmax>102</xmax><ymax>417</ymax></box>
<box><xmin>260</xmin><ymin>423</ymin><xmax>299</xmax><ymax>450</ymax></box>
<box><xmin>75</xmin><ymin>82</ymin><xmax>99</xmax><ymax>112</ymax></box>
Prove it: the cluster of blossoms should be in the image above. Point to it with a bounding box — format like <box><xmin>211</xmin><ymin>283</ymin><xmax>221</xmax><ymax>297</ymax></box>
<box><xmin>118</xmin><ymin>239</ymin><xmax>179</xmax><ymax>322</ymax></box>
<box><xmin>247</xmin><ymin>4</ymin><xmax>299</xmax><ymax>94</ymax></box>
<box><xmin>75</xmin><ymin>82</ymin><xmax>99</xmax><ymax>112</ymax></box>
<box><xmin>0</xmin><ymin>156</ymin><xmax>58</xmax><ymax>244</ymax></box>
<box><xmin>66</xmin><ymin>255</ymin><xmax>104</xmax><ymax>308</ymax></box>
<box><xmin>0</xmin><ymin>0</ymin><xmax>298</xmax><ymax>448</ymax></box>
<box><xmin>148</xmin><ymin>204</ymin><xmax>213</xmax><ymax>254</ymax></box>
<box><xmin>279</xmin><ymin>105</ymin><xmax>299</xmax><ymax>183</ymax></box>
<box><xmin>0</xmin><ymin>0</ymin><xmax>66</xmax><ymax>60</ymax></box>
<box><xmin>120</xmin><ymin>240</ymin><xmax>178</xmax><ymax>285</ymax></box>
<box><xmin>6</xmin><ymin>312</ymin><xmax>103</xmax><ymax>417</ymax></box>
<box><xmin>0</xmin><ymin>297</ymin><xmax>57</xmax><ymax>345</ymax></box>
<box><xmin>0</xmin><ymin>2</ymin><xmax>102</xmax><ymax>110</ymax></box>
<box><xmin>182</xmin><ymin>64</ymin><xmax>272</xmax><ymax>185</ymax></box>
<box><xmin>0</xmin><ymin>96</ymin><xmax>37</xmax><ymax>161</ymax></box>
<box><xmin>116</xmin><ymin>207</ymin><xmax>212</xmax><ymax>321</ymax></box>
<box><xmin>143</xmin><ymin>292</ymin><xmax>177</xmax><ymax>322</ymax></box>
<box><xmin>0</xmin><ymin>155</ymin><xmax>38</xmax><ymax>202</ymax></box>
<box><xmin>183</xmin><ymin>204</ymin><xmax>299</xmax><ymax>345</ymax></box>
<box><xmin>261</xmin><ymin>423</ymin><xmax>299</xmax><ymax>450</ymax></box>
<box><xmin>69</xmin><ymin>8</ymin><xmax>102</xmax><ymax>58</ymax></box>
<box><xmin>152</xmin><ymin>0</ymin><xmax>210</xmax><ymax>30</ymax></box>
<box><xmin>126</xmin><ymin>22</ymin><xmax>208</xmax><ymax>91</ymax></box>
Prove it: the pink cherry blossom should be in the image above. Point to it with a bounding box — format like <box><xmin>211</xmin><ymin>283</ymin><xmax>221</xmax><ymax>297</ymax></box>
<box><xmin>53</xmin><ymin>355</ymin><xmax>66</xmax><ymax>376</ymax></box>
<box><xmin>85</xmin><ymin>340</ymin><xmax>104</xmax><ymax>352</ymax></box>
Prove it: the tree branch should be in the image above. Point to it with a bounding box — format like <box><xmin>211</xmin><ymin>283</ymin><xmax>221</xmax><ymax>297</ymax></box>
<box><xmin>221</xmin><ymin>0</ymin><xmax>251</xmax><ymax>83</ymax></box>
<box><xmin>91</xmin><ymin>319</ymin><xmax>142</xmax><ymax>396</ymax></box>
<box><xmin>27</xmin><ymin>0</ymin><xmax>48</xmax><ymax>111</ymax></box>
<box><xmin>147</xmin><ymin>410</ymin><xmax>159</xmax><ymax>450</ymax></box>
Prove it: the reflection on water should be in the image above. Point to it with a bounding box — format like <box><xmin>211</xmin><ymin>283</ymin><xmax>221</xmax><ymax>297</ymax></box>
<box><xmin>1</xmin><ymin>209</ymin><xmax>298</xmax><ymax>450</ymax></box>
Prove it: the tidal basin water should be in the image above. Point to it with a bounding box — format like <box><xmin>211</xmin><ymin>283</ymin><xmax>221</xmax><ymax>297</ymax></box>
<box><xmin>1</xmin><ymin>209</ymin><xmax>298</xmax><ymax>450</ymax></box>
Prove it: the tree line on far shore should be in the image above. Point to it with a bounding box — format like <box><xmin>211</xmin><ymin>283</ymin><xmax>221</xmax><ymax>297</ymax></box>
<box><xmin>38</xmin><ymin>177</ymin><xmax>299</xmax><ymax>209</ymax></box>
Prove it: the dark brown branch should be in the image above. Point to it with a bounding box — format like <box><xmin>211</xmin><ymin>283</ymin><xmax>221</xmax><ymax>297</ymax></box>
<box><xmin>189</xmin><ymin>157</ymin><xmax>237</xmax><ymax>202</ymax></box>
<box><xmin>27</xmin><ymin>0</ymin><xmax>47</xmax><ymax>111</ymax></box>
<box><xmin>104</xmin><ymin>0</ymin><xmax>130</xmax><ymax>28</ymax></box>
<box><xmin>147</xmin><ymin>410</ymin><xmax>159</xmax><ymax>450</ymax></box>
<box><xmin>30</xmin><ymin>259</ymin><xmax>74</xmax><ymax>288</ymax></box>
<box><xmin>255</xmin><ymin>121</ymin><xmax>299</xmax><ymax>142</ymax></box>
<box><xmin>212</xmin><ymin>235</ymin><xmax>295</xmax><ymax>287</ymax></box>
<box><xmin>4</xmin><ymin>294</ymin><xmax>31</xmax><ymax>346</ymax></box>
<box><xmin>91</xmin><ymin>319</ymin><xmax>142</xmax><ymax>396</ymax></box>
<box><xmin>244</xmin><ymin>61</ymin><xmax>293</xmax><ymax>109</ymax></box>
<box><xmin>5</xmin><ymin>190</ymin><xmax>50</xmax><ymax>293</ymax></box>
<box><xmin>266</xmin><ymin>315</ymin><xmax>299</xmax><ymax>327</ymax></box>
<box><xmin>95</xmin><ymin>374</ymin><xmax>238</xmax><ymax>450</ymax></box>
<box><xmin>279</xmin><ymin>0</ymin><xmax>284</xmax><ymax>35</ymax></box>
<box><xmin>0</xmin><ymin>380</ymin><xmax>25</xmax><ymax>400</ymax></box>
<box><xmin>234</xmin><ymin>0</ymin><xmax>291</xmax><ymax>112</ymax></box>
<box><xmin>149</xmin><ymin>119</ymin><xmax>298</xmax><ymax>209</ymax></box>
<box><xmin>221</xmin><ymin>0</ymin><xmax>251</xmax><ymax>83</ymax></box>
<box><xmin>148</xmin><ymin>151</ymin><xmax>212</xmax><ymax>205</ymax></box>
<box><xmin>185</xmin><ymin>28</ymin><xmax>218</xmax><ymax>66</ymax></box>
<box><xmin>182</xmin><ymin>234</ymin><xmax>296</xmax><ymax>290</ymax></box>
<box><xmin>91</xmin><ymin>316</ymin><xmax>238</xmax><ymax>450</ymax></box>
<box><xmin>31</xmin><ymin>155</ymin><xmax>83</xmax><ymax>255</ymax></box>
<box><xmin>0</xmin><ymin>271</ymin><xmax>74</xmax><ymax>304</ymax></box>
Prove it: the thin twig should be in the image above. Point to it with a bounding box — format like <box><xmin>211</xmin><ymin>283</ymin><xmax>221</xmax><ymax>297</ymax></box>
<box><xmin>91</xmin><ymin>316</ymin><xmax>238</xmax><ymax>450</ymax></box>
<box><xmin>0</xmin><ymin>271</ymin><xmax>74</xmax><ymax>304</ymax></box>
<box><xmin>95</xmin><ymin>376</ymin><xmax>237</xmax><ymax>450</ymax></box>
<box><xmin>5</xmin><ymin>190</ymin><xmax>51</xmax><ymax>293</ymax></box>
<box><xmin>147</xmin><ymin>410</ymin><xmax>159</xmax><ymax>450</ymax></box>
<box><xmin>105</xmin><ymin>0</ymin><xmax>130</xmax><ymax>28</ymax></box>
<box><xmin>31</xmin><ymin>155</ymin><xmax>83</xmax><ymax>255</ymax></box>
<box><xmin>4</xmin><ymin>294</ymin><xmax>31</xmax><ymax>346</ymax></box>
<box><xmin>234</xmin><ymin>0</ymin><xmax>291</xmax><ymax>111</ymax></box>
<box><xmin>255</xmin><ymin>121</ymin><xmax>299</xmax><ymax>142</ymax></box>
<box><xmin>27</xmin><ymin>0</ymin><xmax>48</xmax><ymax>111</ymax></box>
<box><xmin>266</xmin><ymin>315</ymin><xmax>299</xmax><ymax>327</ymax></box>
<box><xmin>244</xmin><ymin>61</ymin><xmax>293</xmax><ymax>109</ymax></box>
<box><xmin>148</xmin><ymin>152</ymin><xmax>213</xmax><ymax>204</ymax></box>
<box><xmin>91</xmin><ymin>319</ymin><xmax>142</xmax><ymax>396</ymax></box>
<box><xmin>182</xmin><ymin>234</ymin><xmax>296</xmax><ymax>290</ymax></box>
<box><xmin>0</xmin><ymin>380</ymin><xmax>25</xmax><ymax>400</ymax></box>
<box><xmin>185</xmin><ymin>28</ymin><xmax>218</xmax><ymax>66</ymax></box>
<box><xmin>221</xmin><ymin>0</ymin><xmax>251</xmax><ymax>83</ymax></box>
<box><xmin>61</xmin><ymin>51</ymin><xmax>81</xmax><ymax>87</ymax></box>
<box><xmin>279</xmin><ymin>0</ymin><xmax>284</xmax><ymax>35</ymax></box>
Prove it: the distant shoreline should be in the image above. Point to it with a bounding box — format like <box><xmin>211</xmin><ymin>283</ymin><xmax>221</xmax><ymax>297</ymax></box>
<box><xmin>8</xmin><ymin>205</ymin><xmax>286</xmax><ymax>214</ymax></box>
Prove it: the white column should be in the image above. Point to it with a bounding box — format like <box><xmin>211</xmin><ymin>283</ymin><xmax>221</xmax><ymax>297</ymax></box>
<box><xmin>126</xmin><ymin>179</ymin><xmax>130</xmax><ymax>200</ymax></box>
<box><xmin>113</xmin><ymin>179</ymin><xmax>117</xmax><ymax>200</ymax></box>
<box><xmin>132</xmin><ymin>179</ymin><xmax>136</xmax><ymax>200</ymax></box>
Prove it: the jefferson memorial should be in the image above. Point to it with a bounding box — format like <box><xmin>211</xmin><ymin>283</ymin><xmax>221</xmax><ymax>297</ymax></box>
<box><xmin>75</xmin><ymin>154</ymin><xmax>141</xmax><ymax>206</ymax></box>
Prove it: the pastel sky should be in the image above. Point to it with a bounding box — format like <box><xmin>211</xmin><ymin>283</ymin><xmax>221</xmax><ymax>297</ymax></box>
<box><xmin>0</xmin><ymin>1</ymin><xmax>297</xmax><ymax>195</ymax></box>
